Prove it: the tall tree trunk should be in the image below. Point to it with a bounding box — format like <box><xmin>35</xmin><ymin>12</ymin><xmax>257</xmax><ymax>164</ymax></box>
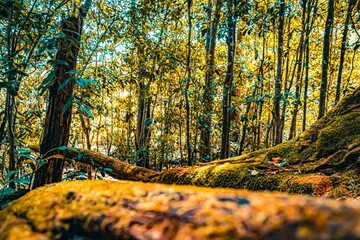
<box><xmin>5</xmin><ymin>1</ymin><xmax>16</xmax><ymax>188</ymax></box>
<box><xmin>335</xmin><ymin>0</ymin><xmax>356</xmax><ymax>104</ymax></box>
<box><xmin>221</xmin><ymin>0</ymin><xmax>236</xmax><ymax>159</ymax></box>
<box><xmin>289</xmin><ymin>0</ymin><xmax>307</xmax><ymax>140</ymax></box>
<box><xmin>303</xmin><ymin>0</ymin><xmax>318</xmax><ymax>131</ymax></box>
<box><xmin>238</xmin><ymin>85</ymin><xmax>257</xmax><ymax>155</ymax></box>
<box><xmin>318</xmin><ymin>0</ymin><xmax>334</xmax><ymax>119</ymax></box>
<box><xmin>185</xmin><ymin>0</ymin><xmax>193</xmax><ymax>166</ymax></box>
<box><xmin>79</xmin><ymin>113</ymin><xmax>92</xmax><ymax>179</ymax></box>
<box><xmin>135</xmin><ymin>82</ymin><xmax>151</xmax><ymax>169</ymax></box>
<box><xmin>32</xmin><ymin>1</ymin><xmax>92</xmax><ymax>189</ymax></box>
<box><xmin>274</xmin><ymin>0</ymin><xmax>285</xmax><ymax>145</ymax></box>
<box><xmin>200</xmin><ymin>0</ymin><xmax>222</xmax><ymax>162</ymax></box>
<box><xmin>279</xmin><ymin>16</ymin><xmax>293</xmax><ymax>143</ymax></box>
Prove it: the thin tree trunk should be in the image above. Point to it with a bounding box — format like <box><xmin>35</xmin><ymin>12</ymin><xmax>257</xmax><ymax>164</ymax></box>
<box><xmin>221</xmin><ymin>0</ymin><xmax>236</xmax><ymax>159</ymax></box>
<box><xmin>279</xmin><ymin>16</ymin><xmax>293</xmax><ymax>142</ymax></box>
<box><xmin>335</xmin><ymin>0</ymin><xmax>356</xmax><ymax>104</ymax></box>
<box><xmin>5</xmin><ymin>1</ymin><xmax>16</xmax><ymax>188</ymax></box>
<box><xmin>274</xmin><ymin>0</ymin><xmax>285</xmax><ymax>145</ymax></box>
<box><xmin>185</xmin><ymin>0</ymin><xmax>193</xmax><ymax>166</ymax></box>
<box><xmin>303</xmin><ymin>0</ymin><xmax>318</xmax><ymax>131</ymax></box>
<box><xmin>318</xmin><ymin>0</ymin><xmax>334</xmax><ymax>119</ymax></box>
<box><xmin>135</xmin><ymin>82</ymin><xmax>151</xmax><ymax>169</ymax></box>
<box><xmin>200</xmin><ymin>0</ymin><xmax>222</xmax><ymax>162</ymax></box>
<box><xmin>289</xmin><ymin>0</ymin><xmax>307</xmax><ymax>140</ymax></box>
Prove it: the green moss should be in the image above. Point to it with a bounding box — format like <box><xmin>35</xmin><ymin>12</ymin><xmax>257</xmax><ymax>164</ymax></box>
<box><xmin>316</xmin><ymin>113</ymin><xmax>360</xmax><ymax>158</ymax></box>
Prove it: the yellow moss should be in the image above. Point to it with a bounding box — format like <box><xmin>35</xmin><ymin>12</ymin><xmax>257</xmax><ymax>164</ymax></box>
<box><xmin>316</xmin><ymin>113</ymin><xmax>360</xmax><ymax>158</ymax></box>
<box><xmin>1</xmin><ymin>180</ymin><xmax>360</xmax><ymax>239</ymax></box>
<box><xmin>296</xmin><ymin>176</ymin><xmax>333</xmax><ymax>196</ymax></box>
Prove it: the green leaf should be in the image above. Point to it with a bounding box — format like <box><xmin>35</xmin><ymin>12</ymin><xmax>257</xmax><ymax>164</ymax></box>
<box><xmin>145</xmin><ymin>117</ymin><xmax>152</xmax><ymax>127</ymax></box>
<box><xmin>11</xmin><ymin>178</ymin><xmax>30</xmax><ymax>185</ymax></box>
<box><xmin>75</xmin><ymin>78</ymin><xmax>95</xmax><ymax>88</ymax></box>
<box><xmin>104</xmin><ymin>168</ymin><xmax>113</xmax><ymax>173</ymax></box>
<box><xmin>2</xmin><ymin>68</ymin><xmax>28</xmax><ymax>76</ymax></box>
<box><xmin>62</xmin><ymin>97</ymin><xmax>73</xmax><ymax>114</ymax></box>
<box><xmin>75</xmin><ymin>99</ymin><xmax>94</xmax><ymax>120</ymax></box>
<box><xmin>4</xmin><ymin>171</ymin><xmax>16</xmax><ymax>180</ymax></box>
<box><xmin>15</xmin><ymin>148</ymin><xmax>31</xmax><ymax>154</ymax></box>
<box><xmin>0</xmin><ymin>188</ymin><xmax>15</xmax><ymax>197</ymax></box>
<box><xmin>40</xmin><ymin>70</ymin><xmax>55</xmax><ymax>89</ymax></box>
<box><xmin>77</xmin><ymin>154</ymin><xmax>83</xmax><ymax>161</ymax></box>
<box><xmin>58</xmin><ymin>146</ymin><xmax>68</xmax><ymax>151</ymax></box>
<box><xmin>70</xmin><ymin>148</ymin><xmax>79</xmax><ymax>153</ymax></box>
<box><xmin>58</xmin><ymin>78</ymin><xmax>72</xmax><ymax>91</ymax></box>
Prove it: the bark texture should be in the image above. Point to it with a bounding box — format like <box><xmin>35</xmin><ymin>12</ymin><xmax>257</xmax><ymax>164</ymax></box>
<box><xmin>32</xmin><ymin>16</ymin><xmax>82</xmax><ymax>188</ymax></box>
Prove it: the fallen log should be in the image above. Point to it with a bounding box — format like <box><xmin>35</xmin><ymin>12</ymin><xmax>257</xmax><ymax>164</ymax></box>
<box><xmin>0</xmin><ymin>180</ymin><xmax>359</xmax><ymax>240</ymax></box>
<box><xmin>28</xmin><ymin>145</ymin><xmax>159</xmax><ymax>182</ymax></box>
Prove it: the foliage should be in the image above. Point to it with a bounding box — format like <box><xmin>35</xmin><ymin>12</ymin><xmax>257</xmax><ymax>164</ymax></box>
<box><xmin>0</xmin><ymin>0</ymin><xmax>359</xmax><ymax>186</ymax></box>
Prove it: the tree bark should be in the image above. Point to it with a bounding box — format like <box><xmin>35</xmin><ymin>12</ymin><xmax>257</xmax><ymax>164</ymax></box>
<box><xmin>303</xmin><ymin>0</ymin><xmax>318</xmax><ymax>131</ymax></box>
<box><xmin>289</xmin><ymin>0</ymin><xmax>307</xmax><ymax>140</ymax></box>
<box><xmin>185</xmin><ymin>0</ymin><xmax>193</xmax><ymax>166</ymax></box>
<box><xmin>335</xmin><ymin>0</ymin><xmax>356</xmax><ymax>104</ymax></box>
<box><xmin>200</xmin><ymin>0</ymin><xmax>222</xmax><ymax>162</ymax></box>
<box><xmin>318</xmin><ymin>0</ymin><xmax>334</xmax><ymax>119</ymax></box>
<box><xmin>32</xmin><ymin>0</ymin><xmax>92</xmax><ymax>189</ymax></box>
<box><xmin>135</xmin><ymin>82</ymin><xmax>151</xmax><ymax>169</ymax></box>
<box><xmin>221</xmin><ymin>0</ymin><xmax>236</xmax><ymax>159</ymax></box>
<box><xmin>274</xmin><ymin>0</ymin><xmax>285</xmax><ymax>145</ymax></box>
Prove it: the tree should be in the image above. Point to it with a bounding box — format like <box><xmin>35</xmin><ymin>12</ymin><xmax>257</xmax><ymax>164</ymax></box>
<box><xmin>274</xmin><ymin>0</ymin><xmax>286</xmax><ymax>145</ymax></box>
<box><xmin>185</xmin><ymin>0</ymin><xmax>193</xmax><ymax>166</ymax></box>
<box><xmin>200</xmin><ymin>0</ymin><xmax>222</xmax><ymax>161</ymax></box>
<box><xmin>32</xmin><ymin>0</ymin><xmax>92</xmax><ymax>188</ymax></box>
<box><xmin>220</xmin><ymin>0</ymin><xmax>237</xmax><ymax>159</ymax></box>
<box><xmin>335</xmin><ymin>0</ymin><xmax>356</xmax><ymax>104</ymax></box>
<box><xmin>318</xmin><ymin>0</ymin><xmax>334</xmax><ymax>119</ymax></box>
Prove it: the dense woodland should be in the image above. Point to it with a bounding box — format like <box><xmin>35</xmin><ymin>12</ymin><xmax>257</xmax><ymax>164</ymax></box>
<box><xmin>0</xmin><ymin>0</ymin><xmax>360</xmax><ymax>239</ymax></box>
<box><xmin>0</xmin><ymin>0</ymin><xmax>359</xmax><ymax>198</ymax></box>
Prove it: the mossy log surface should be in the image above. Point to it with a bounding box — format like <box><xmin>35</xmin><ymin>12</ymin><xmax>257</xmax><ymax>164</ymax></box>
<box><xmin>1</xmin><ymin>180</ymin><xmax>360</xmax><ymax>240</ymax></box>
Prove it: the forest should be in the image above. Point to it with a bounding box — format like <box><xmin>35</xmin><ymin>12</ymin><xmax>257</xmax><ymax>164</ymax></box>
<box><xmin>0</xmin><ymin>0</ymin><xmax>359</xmax><ymax>239</ymax></box>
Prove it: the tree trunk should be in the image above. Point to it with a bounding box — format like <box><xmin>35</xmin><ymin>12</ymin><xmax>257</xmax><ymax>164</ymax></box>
<box><xmin>185</xmin><ymin>0</ymin><xmax>193</xmax><ymax>166</ymax></box>
<box><xmin>335</xmin><ymin>0</ymin><xmax>356</xmax><ymax>104</ymax></box>
<box><xmin>200</xmin><ymin>0</ymin><xmax>222</xmax><ymax>162</ymax></box>
<box><xmin>274</xmin><ymin>0</ymin><xmax>285</xmax><ymax>145</ymax></box>
<box><xmin>32</xmin><ymin>0</ymin><xmax>92</xmax><ymax>188</ymax></box>
<box><xmin>289</xmin><ymin>0</ymin><xmax>307</xmax><ymax>140</ymax></box>
<box><xmin>135</xmin><ymin>82</ymin><xmax>151</xmax><ymax>169</ymax></box>
<box><xmin>221</xmin><ymin>0</ymin><xmax>236</xmax><ymax>159</ymax></box>
<box><xmin>303</xmin><ymin>0</ymin><xmax>318</xmax><ymax>131</ymax></box>
<box><xmin>318</xmin><ymin>0</ymin><xmax>334</xmax><ymax>119</ymax></box>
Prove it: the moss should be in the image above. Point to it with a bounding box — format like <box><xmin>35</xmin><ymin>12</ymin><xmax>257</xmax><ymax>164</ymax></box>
<box><xmin>158</xmin><ymin>162</ymin><xmax>343</xmax><ymax>196</ymax></box>
<box><xmin>1</xmin><ymin>180</ymin><xmax>360</xmax><ymax>239</ymax></box>
<box><xmin>316</xmin><ymin>113</ymin><xmax>360</xmax><ymax>158</ymax></box>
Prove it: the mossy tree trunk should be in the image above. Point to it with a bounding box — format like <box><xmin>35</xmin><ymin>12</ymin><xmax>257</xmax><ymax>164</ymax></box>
<box><xmin>33</xmin><ymin>2</ymin><xmax>92</xmax><ymax>188</ymax></box>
